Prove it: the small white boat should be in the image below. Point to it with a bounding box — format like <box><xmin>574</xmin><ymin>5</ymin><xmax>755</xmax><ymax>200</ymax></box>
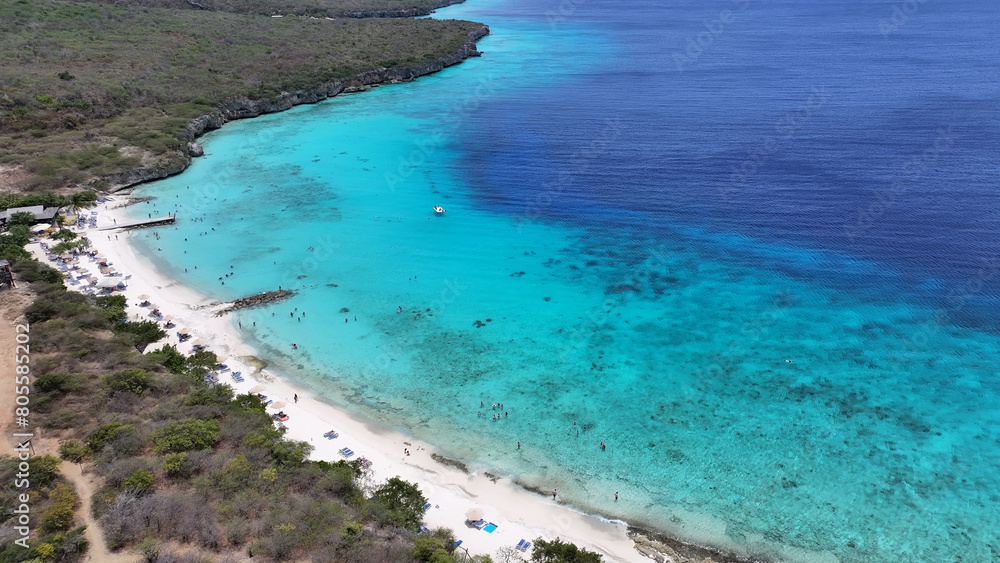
<box><xmin>433</xmin><ymin>206</ymin><xmax>446</xmax><ymax>214</ymax></box>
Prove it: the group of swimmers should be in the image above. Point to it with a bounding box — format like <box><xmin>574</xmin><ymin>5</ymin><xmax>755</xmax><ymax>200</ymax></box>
<box><xmin>479</xmin><ymin>401</ymin><xmax>509</xmax><ymax>422</ymax></box>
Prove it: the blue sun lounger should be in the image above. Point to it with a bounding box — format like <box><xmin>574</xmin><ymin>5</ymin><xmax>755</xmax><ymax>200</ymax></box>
<box><xmin>517</xmin><ymin>539</ymin><xmax>531</xmax><ymax>551</ymax></box>
<box><xmin>422</xmin><ymin>503</ymin><xmax>431</xmax><ymax>512</ymax></box>
<box><xmin>231</xmin><ymin>372</ymin><xmax>244</xmax><ymax>382</ymax></box>
<box><xmin>323</xmin><ymin>430</ymin><xmax>339</xmax><ymax>439</ymax></box>
<box><xmin>339</xmin><ymin>448</ymin><xmax>354</xmax><ymax>458</ymax></box>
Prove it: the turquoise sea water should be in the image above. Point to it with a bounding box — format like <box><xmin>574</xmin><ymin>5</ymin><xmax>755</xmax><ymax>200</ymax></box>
<box><xmin>128</xmin><ymin>1</ymin><xmax>1000</xmax><ymax>561</ymax></box>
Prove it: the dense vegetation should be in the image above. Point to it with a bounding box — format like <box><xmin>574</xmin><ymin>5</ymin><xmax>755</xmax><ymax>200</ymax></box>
<box><xmin>0</xmin><ymin>0</ymin><xmax>482</xmax><ymax>191</ymax></box>
<box><xmin>78</xmin><ymin>0</ymin><xmax>462</xmax><ymax>17</ymax></box>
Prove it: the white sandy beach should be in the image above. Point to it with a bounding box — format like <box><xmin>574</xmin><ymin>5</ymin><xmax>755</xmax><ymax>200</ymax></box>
<box><xmin>29</xmin><ymin>197</ymin><xmax>649</xmax><ymax>563</ymax></box>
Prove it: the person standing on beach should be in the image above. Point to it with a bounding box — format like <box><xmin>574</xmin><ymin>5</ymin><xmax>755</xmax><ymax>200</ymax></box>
<box><xmin>552</xmin><ymin>489</ymin><xmax>557</xmax><ymax>500</ymax></box>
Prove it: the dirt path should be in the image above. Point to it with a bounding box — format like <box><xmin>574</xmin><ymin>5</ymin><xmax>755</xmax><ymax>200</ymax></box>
<box><xmin>34</xmin><ymin>438</ymin><xmax>141</xmax><ymax>563</ymax></box>
<box><xmin>1</xmin><ymin>287</ymin><xmax>138</xmax><ymax>562</ymax></box>
<box><xmin>0</xmin><ymin>286</ymin><xmax>32</xmax><ymax>442</ymax></box>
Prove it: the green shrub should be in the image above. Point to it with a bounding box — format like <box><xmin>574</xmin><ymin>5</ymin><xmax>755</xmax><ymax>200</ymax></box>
<box><xmin>102</xmin><ymin>368</ymin><xmax>151</xmax><ymax>396</ymax></box>
<box><xmin>34</xmin><ymin>373</ymin><xmax>84</xmax><ymax>394</ymax></box>
<box><xmin>150</xmin><ymin>418</ymin><xmax>220</xmax><ymax>454</ymax></box>
<box><xmin>39</xmin><ymin>482</ymin><xmax>76</xmax><ymax>532</ymax></box>
<box><xmin>162</xmin><ymin>452</ymin><xmax>192</xmax><ymax>478</ymax></box>
<box><xmin>58</xmin><ymin>440</ymin><xmax>89</xmax><ymax>463</ymax></box>
<box><xmin>85</xmin><ymin>422</ymin><xmax>134</xmax><ymax>453</ymax></box>
<box><xmin>120</xmin><ymin>470</ymin><xmax>154</xmax><ymax>495</ymax></box>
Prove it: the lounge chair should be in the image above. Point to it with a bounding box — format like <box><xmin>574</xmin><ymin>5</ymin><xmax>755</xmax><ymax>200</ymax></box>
<box><xmin>452</xmin><ymin>540</ymin><xmax>462</xmax><ymax>548</ymax></box>
<box><xmin>323</xmin><ymin>430</ymin><xmax>339</xmax><ymax>439</ymax></box>
<box><xmin>518</xmin><ymin>540</ymin><xmax>531</xmax><ymax>552</ymax></box>
<box><xmin>231</xmin><ymin>372</ymin><xmax>244</xmax><ymax>383</ymax></box>
<box><xmin>471</xmin><ymin>519</ymin><xmax>487</xmax><ymax>530</ymax></box>
<box><xmin>339</xmin><ymin>448</ymin><xmax>354</xmax><ymax>458</ymax></box>
<box><xmin>422</xmin><ymin>503</ymin><xmax>431</xmax><ymax>512</ymax></box>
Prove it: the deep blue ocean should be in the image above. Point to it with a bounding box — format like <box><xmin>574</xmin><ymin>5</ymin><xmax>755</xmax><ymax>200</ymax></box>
<box><xmin>128</xmin><ymin>0</ymin><xmax>1000</xmax><ymax>561</ymax></box>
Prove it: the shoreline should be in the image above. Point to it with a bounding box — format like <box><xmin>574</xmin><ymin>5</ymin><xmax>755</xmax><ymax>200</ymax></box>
<box><xmin>35</xmin><ymin>198</ymin><xmax>654</xmax><ymax>562</ymax></box>
<box><xmin>96</xmin><ymin>25</ymin><xmax>490</xmax><ymax>193</ymax></box>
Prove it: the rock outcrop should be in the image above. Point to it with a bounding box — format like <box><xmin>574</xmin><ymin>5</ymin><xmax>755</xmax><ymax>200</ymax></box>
<box><xmin>215</xmin><ymin>289</ymin><xmax>296</xmax><ymax>316</ymax></box>
<box><xmin>187</xmin><ymin>142</ymin><xmax>204</xmax><ymax>157</ymax></box>
<box><xmin>102</xmin><ymin>25</ymin><xmax>488</xmax><ymax>193</ymax></box>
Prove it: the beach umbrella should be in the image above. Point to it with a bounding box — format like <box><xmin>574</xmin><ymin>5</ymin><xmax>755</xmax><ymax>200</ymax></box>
<box><xmin>269</xmin><ymin>401</ymin><xmax>286</xmax><ymax>409</ymax></box>
<box><xmin>137</xmin><ymin>294</ymin><xmax>150</xmax><ymax>300</ymax></box>
<box><xmin>163</xmin><ymin>315</ymin><xmax>174</xmax><ymax>321</ymax></box>
<box><xmin>177</xmin><ymin>327</ymin><xmax>191</xmax><ymax>334</ymax></box>
<box><xmin>216</xmin><ymin>356</ymin><xmax>228</xmax><ymax>364</ymax></box>
<box><xmin>190</xmin><ymin>339</ymin><xmax>203</xmax><ymax>346</ymax></box>
<box><xmin>249</xmin><ymin>385</ymin><xmax>265</xmax><ymax>394</ymax></box>
<box><xmin>464</xmin><ymin>508</ymin><xmax>484</xmax><ymax>521</ymax></box>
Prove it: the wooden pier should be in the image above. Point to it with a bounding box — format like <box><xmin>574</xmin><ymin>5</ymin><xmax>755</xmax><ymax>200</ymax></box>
<box><xmin>98</xmin><ymin>214</ymin><xmax>176</xmax><ymax>231</ymax></box>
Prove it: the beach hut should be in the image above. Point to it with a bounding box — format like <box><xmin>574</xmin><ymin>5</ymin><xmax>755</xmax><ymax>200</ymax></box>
<box><xmin>96</xmin><ymin>277</ymin><xmax>124</xmax><ymax>290</ymax></box>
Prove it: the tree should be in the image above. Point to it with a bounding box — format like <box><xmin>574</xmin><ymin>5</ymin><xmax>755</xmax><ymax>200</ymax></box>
<box><xmin>112</xmin><ymin>320</ymin><xmax>167</xmax><ymax>348</ymax></box>
<box><xmin>51</xmin><ymin>228</ymin><xmax>77</xmax><ymax>242</ymax></box>
<box><xmin>69</xmin><ymin>190</ymin><xmax>97</xmax><ymax>213</ymax></box>
<box><xmin>148</xmin><ymin>345</ymin><xmax>187</xmax><ymax>373</ymax></box>
<box><xmin>8</xmin><ymin>212</ymin><xmax>36</xmax><ymax>226</ymax></box>
<box><xmin>371</xmin><ymin>477</ymin><xmax>427</xmax><ymax>529</ymax></box>
<box><xmin>530</xmin><ymin>538</ymin><xmax>602</xmax><ymax>563</ymax></box>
